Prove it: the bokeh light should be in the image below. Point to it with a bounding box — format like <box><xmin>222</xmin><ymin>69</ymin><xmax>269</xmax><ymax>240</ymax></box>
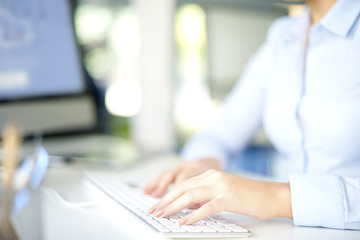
<box><xmin>174</xmin><ymin>4</ymin><xmax>219</xmax><ymax>139</ymax></box>
<box><xmin>83</xmin><ymin>47</ymin><xmax>110</xmax><ymax>83</ymax></box>
<box><xmin>75</xmin><ymin>5</ymin><xmax>112</xmax><ymax>45</ymax></box>
<box><xmin>108</xmin><ymin>8</ymin><xmax>140</xmax><ymax>62</ymax></box>
<box><xmin>105</xmin><ymin>80</ymin><xmax>142</xmax><ymax>117</ymax></box>
<box><xmin>175</xmin><ymin>4</ymin><xmax>207</xmax><ymax>50</ymax></box>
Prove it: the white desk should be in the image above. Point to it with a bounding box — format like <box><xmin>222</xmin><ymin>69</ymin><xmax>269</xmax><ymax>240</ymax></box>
<box><xmin>40</xmin><ymin>154</ymin><xmax>359</xmax><ymax>240</ymax></box>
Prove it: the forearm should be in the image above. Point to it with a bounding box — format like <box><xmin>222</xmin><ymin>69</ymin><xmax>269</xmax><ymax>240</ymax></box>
<box><xmin>233</xmin><ymin>178</ymin><xmax>293</xmax><ymax>220</ymax></box>
<box><xmin>268</xmin><ymin>182</ymin><xmax>293</xmax><ymax>219</ymax></box>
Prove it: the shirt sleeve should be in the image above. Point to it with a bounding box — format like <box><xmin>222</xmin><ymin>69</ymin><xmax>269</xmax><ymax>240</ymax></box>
<box><xmin>290</xmin><ymin>174</ymin><xmax>360</xmax><ymax>230</ymax></box>
<box><xmin>181</xmin><ymin>40</ymin><xmax>270</xmax><ymax>168</ymax></box>
<box><xmin>180</xmin><ymin>17</ymin><xmax>288</xmax><ymax>167</ymax></box>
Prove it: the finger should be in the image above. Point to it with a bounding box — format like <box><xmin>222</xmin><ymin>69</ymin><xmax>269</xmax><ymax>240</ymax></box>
<box><xmin>143</xmin><ymin>167</ymin><xmax>179</xmax><ymax>195</ymax></box>
<box><xmin>174</xmin><ymin>173</ymin><xmax>188</xmax><ymax>185</ymax></box>
<box><xmin>143</xmin><ymin>172</ymin><xmax>164</xmax><ymax>195</ymax></box>
<box><xmin>179</xmin><ymin>199</ymin><xmax>224</xmax><ymax>225</ymax></box>
<box><xmin>159</xmin><ymin>187</ymin><xmax>212</xmax><ymax>218</ymax></box>
<box><xmin>173</xmin><ymin>163</ymin><xmax>205</xmax><ymax>185</ymax></box>
<box><xmin>152</xmin><ymin>175</ymin><xmax>205</xmax><ymax>212</ymax></box>
<box><xmin>188</xmin><ymin>201</ymin><xmax>208</xmax><ymax>210</ymax></box>
<box><xmin>150</xmin><ymin>170</ymin><xmax>178</xmax><ymax>198</ymax></box>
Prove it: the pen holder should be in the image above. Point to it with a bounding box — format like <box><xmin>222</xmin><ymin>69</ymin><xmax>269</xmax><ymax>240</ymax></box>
<box><xmin>1</xmin><ymin>124</ymin><xmax>48</xmax><ymax>240</ymax></box>
<box><xmin>0</xmin><ymin>188</ymin><xmax>19</xmax><ymax>240</ymax></box>
<box><xmin>0</xmin><ymin>182</ymin><xmax>43</xmax><ymax>240</ymax></box>
<box><xmin>0</xmin><ymin>145</ymin><xmax>48</xmax><ymax>240</ymax></box>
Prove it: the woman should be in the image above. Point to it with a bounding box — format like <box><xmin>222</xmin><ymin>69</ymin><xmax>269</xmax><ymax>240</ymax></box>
<box><xmin>144</xmin><ymin>0</ymin><xmax>360</xmax><ymax>230</ymax></box>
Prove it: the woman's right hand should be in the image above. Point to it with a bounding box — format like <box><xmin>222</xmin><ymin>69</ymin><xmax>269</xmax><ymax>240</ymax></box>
<box><xmin>143</xmin><ymin>158</ymin><xmax>222</xmax><ymax>198</ymax></box>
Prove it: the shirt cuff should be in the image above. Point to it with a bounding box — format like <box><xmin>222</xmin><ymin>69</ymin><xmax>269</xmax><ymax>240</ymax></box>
<box><xmin>289</xmin><ymin>174</ymin><xmax>345</xmax><ymax>229</ymax></box>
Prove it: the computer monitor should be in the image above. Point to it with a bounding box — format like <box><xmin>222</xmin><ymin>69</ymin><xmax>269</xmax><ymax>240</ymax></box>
<box><xmin>0</xmin><ymin>0</ymin><xmax>97</xmax><ymax>137</ymax></box>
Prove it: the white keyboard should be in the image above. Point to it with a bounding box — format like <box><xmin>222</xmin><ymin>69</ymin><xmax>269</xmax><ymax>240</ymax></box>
<box><xmin>86</xmin><ymin>172</ymin><xmax>251</xmax><ymax>238</ymax></box>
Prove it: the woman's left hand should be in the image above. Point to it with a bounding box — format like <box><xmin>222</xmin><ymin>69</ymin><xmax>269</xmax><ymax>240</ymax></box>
<box><xmin>148</xmin><ymin>169</ymin><xmax>293</xmax><ymax>225</ymax></box>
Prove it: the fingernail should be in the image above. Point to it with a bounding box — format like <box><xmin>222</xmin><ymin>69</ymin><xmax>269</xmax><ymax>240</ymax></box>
<box><xmin>159</xmin><ymin>210</ymin><xmax>168</xmax><ymax>218</ymax></box>
<box><xmin>154</xmin><ymin>209</ymin><xmax>164</xmax><ymax>217</ymax></box>
<box><xmin>148</xmin><ymin>206</ymin><xmax>156</xmax><ymax>214</ymax></box>
<box><xmin>179</xmin><ymin>218</ymin><xmax>187</xmax><ymax>225</ymax></box>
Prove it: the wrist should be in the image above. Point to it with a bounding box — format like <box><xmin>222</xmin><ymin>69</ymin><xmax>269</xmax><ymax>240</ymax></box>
<box><xmin>197</xmin><ymin>158</ymin><xmax>223</xmax><ymax>171</ymax></box>
<box><xmin>271</xmin><ymin>182</ymin><xmax>293</xmax><ymax>219</ymax></box>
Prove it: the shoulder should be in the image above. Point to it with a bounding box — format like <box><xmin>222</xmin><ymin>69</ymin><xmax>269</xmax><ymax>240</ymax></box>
<box><xmin>266</xmin><ymin>16</ymin><xmax>300</xmax><ymax>43</ymax></box>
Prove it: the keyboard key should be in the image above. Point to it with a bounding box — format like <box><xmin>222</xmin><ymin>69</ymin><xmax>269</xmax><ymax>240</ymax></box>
<box><xmin>201</xmin><ymin>219</ymin><xmax>217</xmax><ymax>225</ymax></box>
<box><xmin>168</xmin><ymin>215</ymin><xmax>180</xmax><ymax>220</ymax></box>
<box><xmin>211</xmin><ymin>225</ymin><xmax>232</xmax><ymax>233</ymax></box>
<box><xmin>157</xmin><ymin>227</ymin><xmax>171</xmax><ymax>233</ymax></box>
<box><xmin>147</xmin><ymin>218</ymin><xmax>160</xmax><ymax>226</ymax></box>
<box><xmin>176</xmin><ymin>212</ymin><xmax>186</xmax><ymax>217</ymax></box>
<box><xmin>181</xmin><ymin>225</ymin><xmax>202</xmax><ymax>233</ymax></box>
<box><xmin>209</xmin><ymin>216</ymin><xmax>224</xmax><ymax>221</ymax></box>
<box><xmin>158</xmin><ymin>218</ymin><xmax>176</xmax><ymax>226</ymax></box>
<box><xmin>192</xmin><ymin>224</ymin><xmax>217</xmax><ymax>233</ymax></box>
<box><xmin>181</xmin><ymin>209</ymin><xmax>193</xmax><ymax>214</ymax></box>
<box><xmin>226</xmin><ymin>225</ymin><xmax>248</xmax><ymax>233</ymax></box>
<box><xmin>217</xmin><ymin>219</ymin><xmax>238</xmax><ymax>226</ymax></box>
<box><xmin>167</xmin><ymin>218</ymin><xmax>180</xmax><ymax>225</ymax></box>
<box><xmin>151</xmin><ymin>223</ymin><xmax>171</xmax><ymax>233</ymax></box>
<box><xmin>168</xmin><ymin>226</ymin><xmax>186</xmax><ymax>232</ymax></box>
<box><xmin>203</xmin><ymin>221</ymin><xmax>222</xmax><ymax>228</ymax></box>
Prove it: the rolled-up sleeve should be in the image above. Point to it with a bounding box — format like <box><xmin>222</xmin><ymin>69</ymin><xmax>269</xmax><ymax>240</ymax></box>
<box><xmin>289</xmin><ymin>174</ymin><xmax>360</xmax><ymax>230</ymax></box>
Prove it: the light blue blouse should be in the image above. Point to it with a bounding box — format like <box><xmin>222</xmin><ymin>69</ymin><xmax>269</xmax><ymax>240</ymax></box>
<box><xmin>182</xmin><ymin>0</ymin><xmax>360</xmax><ymax>230</ymax></box>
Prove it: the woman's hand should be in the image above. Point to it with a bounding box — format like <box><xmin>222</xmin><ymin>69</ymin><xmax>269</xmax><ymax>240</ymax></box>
<box><xmin>143</xmin><ymin>158</ymin><xmax>222</xmax><ymax>198</ymax></box>
<box><xmin>148</xmin><ymin>169</ymin><xmax>293</xmax><ymax>225</ymax></box>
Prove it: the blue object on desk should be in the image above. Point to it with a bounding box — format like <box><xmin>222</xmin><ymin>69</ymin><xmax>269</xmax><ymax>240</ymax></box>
<box><xmin>12</xmin><ymin>146</ymin><xmax>49</xmax><ymax>214</ymax></box>
<box><xmin>29</xmin><ymin>146</ymin><xmax>49</xmax><ymax>189</ymax></box>
<box><xmin>228</xmin><ymin>145</ymin><xmax>274</xmax><ymax>176</ymax></box>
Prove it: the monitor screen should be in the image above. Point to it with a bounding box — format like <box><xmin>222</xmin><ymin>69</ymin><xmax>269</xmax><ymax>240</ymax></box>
<box><xmin>0</xmin><ymin>0</ymin><xmax>96</xmax><ymax>136</ymax></box>
<box><xmin>0</xmin><ymin>0</ymin><xmax>85</xmax><ymax>101</ymax></box>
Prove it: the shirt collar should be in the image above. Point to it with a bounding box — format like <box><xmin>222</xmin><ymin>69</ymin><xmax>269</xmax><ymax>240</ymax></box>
<box><xmin>320</xmin><ymin>0</ymin><xmax>360</xmax><ymax>37</ymax></box>
<box><xmin>284</xmin><ymin>7</ymin><xmax>310</xmax><ymax>43</ymax></box>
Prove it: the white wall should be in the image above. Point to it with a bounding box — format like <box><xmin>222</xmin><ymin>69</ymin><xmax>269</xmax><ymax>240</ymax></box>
<box><xmin>207</xmin><ymin>6</ymin><xmax>286</xmax><ymax>98</ymax></box>
<box><xmin>132</xmin><ymin>0</ymin><xmax>175</xmax><ymax>153</ymax></box>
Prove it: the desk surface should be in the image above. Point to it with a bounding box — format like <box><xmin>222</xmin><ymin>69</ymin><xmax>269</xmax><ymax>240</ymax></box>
<box><xmin>41</xmin><ymin>154</ymin><xmax>360</xmax><ymax>240</ymax></box>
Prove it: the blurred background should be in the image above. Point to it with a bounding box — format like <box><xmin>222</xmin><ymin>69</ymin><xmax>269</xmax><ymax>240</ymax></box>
<box><xmin>74</xmin><ymin>0</ymin><xmax>288</xmax><ymax>141</ymax></box>
<box><xmin>0</xmin><ymin>0</ymin><xmax>304</xmax><ymax>175</ymax></box>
